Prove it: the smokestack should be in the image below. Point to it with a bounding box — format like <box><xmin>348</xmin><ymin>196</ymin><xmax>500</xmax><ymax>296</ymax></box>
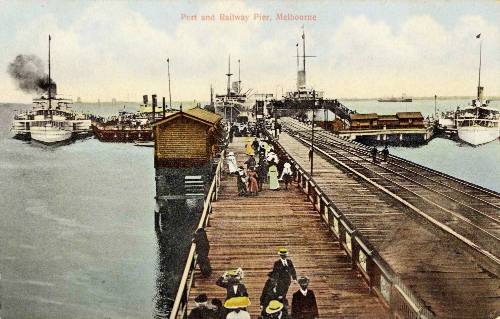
<box><xmin>152</xmin><ymin>94</ymin><xmax>157</xmax><ymax>121</ymax></box>
<box><xmin>162</xmin><ymin>97</ymin><xmax>166</xmax><ymax>118</ymax></box>
<box><xmin>7</xmin><ymin>54</ymin><xmax>57</xmax><ymax>96</ymax></box>
<box><xmin>143</xmin><ymin>95</ymin><xmax>148</xmax><ymax>105</ymax></box>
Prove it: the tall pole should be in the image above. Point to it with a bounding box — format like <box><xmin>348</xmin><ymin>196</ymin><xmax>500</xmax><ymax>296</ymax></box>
<box><xmin>311</xmin><ymin>90</ymin><xmax>315</xmax><ymax>176</ymax></box>
<box><xmin>238</xmin><ymin>59</ymin><xmax>241</xmax><ymax>94</ymax></box>
<box><xmin>226</xmin><ymin>55</ymin><xmax>232</xmax><ymax>96</ymax></box>
<box><xmin>478</xmin><ymin>38</ymin><xmax>482</xmax><ymax>103</ymax></box>
<box><xmin>478</xmin><ymin>40</ymin><xmax>482</xmax><ymax>91</ymax></box>
<box><xmin>434</xmin><ymin>94</ymin><xmax>437</xmax><ymax>118</ymax></box>
<box><xmin>302</xmin><ymin>27</ymin><xmax>306</xmax><ymax>86</ymax></box>
<box><xmin>296</xmin><ymin>43</ymin><xmax>299</xmax><ymax>91</ymax></box>
<box><xmin>48</xmin><ymin>34</ymin><xmax>52</xmax><ymax>108</ymax></box>
<box><xmin>167</xmin><ymin>58</ymin><xmax>172</xmax><ymax>111</ymax></box>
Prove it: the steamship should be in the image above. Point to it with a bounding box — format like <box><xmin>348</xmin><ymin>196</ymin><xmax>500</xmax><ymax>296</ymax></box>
<box><xmin>214</xmin><ymin>56</ymin><xmax>254</xmax><ymax>123</ymax></box>
<box><xmin>11</xmin><ymin>36</ymin><xmax>91</xmax><ymax>144</ymax></box>
<box><xmin>455</xmin><ymin>36</ymin><xmax>499</xmax><ymax>145</ymax></box>
<box><xmin>92</xmin><ymin>95</ymin><xmax>168</xmax><ymax>142</ymax></box>
<box><xmin>378</xmin><ymin>94</ymin><xmax>412</xmax><ymax>102</ymax></box>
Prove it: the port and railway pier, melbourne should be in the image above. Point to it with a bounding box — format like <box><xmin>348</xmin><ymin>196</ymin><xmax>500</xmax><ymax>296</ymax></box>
<box><xmin>156</xmin><ymin>109</ymin><xmax>499</xmax><ymax>319</ymax></box>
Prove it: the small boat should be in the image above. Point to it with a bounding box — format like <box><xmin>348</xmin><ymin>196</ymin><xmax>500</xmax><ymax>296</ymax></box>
<box><xmin>134</xmin><ymin>140</ymin><xmax>154</xmax><ymax>147</ymax></box>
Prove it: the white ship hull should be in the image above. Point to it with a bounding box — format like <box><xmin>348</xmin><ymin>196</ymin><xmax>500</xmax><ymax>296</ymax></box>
<box><xmin>30</xmin><ymin>126</ymin><xmax>73</xmax><ymax>144</ymax></box>
<box><xmin>457</xmin><ymin>125</ymin><xmax>499</xmax><ymax>145</ymax></box>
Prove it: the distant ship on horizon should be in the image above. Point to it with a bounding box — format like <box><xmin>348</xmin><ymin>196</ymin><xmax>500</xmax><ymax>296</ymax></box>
<box><xmin>378</xmin><ymin>94</ymin><xmax>412</xmax><ymax>102</ymax></box>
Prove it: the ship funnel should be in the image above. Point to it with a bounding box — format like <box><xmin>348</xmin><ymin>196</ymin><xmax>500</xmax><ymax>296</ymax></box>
<box><xmin>143</xmin><ymin>95</ymin><xmax>148</xmax><ymax>105</ymax></box>
<box><xmin>152</xmin><ymin>94</ymin><xmax>157</xmax><ymax>121</ymax></box>
<box><xmin>477</xmin><ymin>86</ymin><xmax>484</xmax><ymax>102</ymax></box>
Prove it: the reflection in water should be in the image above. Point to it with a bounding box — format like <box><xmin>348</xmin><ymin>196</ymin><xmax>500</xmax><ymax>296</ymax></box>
<box><xmin>153</xmin><ymin>200</ymin><xmax>200</xmax><ymax>318</ymax></box>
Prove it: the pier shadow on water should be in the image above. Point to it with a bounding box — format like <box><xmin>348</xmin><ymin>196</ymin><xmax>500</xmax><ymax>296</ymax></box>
<box><xmin>153</xmin><ymin>199</ymin><xmax>202</xmax><ymax>318</ymax></box>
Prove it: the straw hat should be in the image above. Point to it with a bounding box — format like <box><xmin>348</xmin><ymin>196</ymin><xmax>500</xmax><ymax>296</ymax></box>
<box><xmin>278</xmin><ymin>248</ymin><xmax>288</xmax><ymax>256</ymax></box>
<box><xmin>224</xmin><ymin>296</ymin><xmax>251</xmax><ymax>309</ymax></box>
<box><xmin>265</xmin><ymin>300</ymin><xmax>284</xmax><ymax>314</ymax></box>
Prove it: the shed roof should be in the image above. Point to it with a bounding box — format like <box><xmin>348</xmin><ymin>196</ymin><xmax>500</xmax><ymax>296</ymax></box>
<box><xmin>152</xmin><ymin>107</ymin><xmax>222</xmax><ymax>127</ymax></box>
<box><xmin>396</xmin><ymin>112</ymin><xmax>424</xmax><ymax>119</ymax></box>
<box><xmin>378</xmin><ymin>115</ymin><xmax>399</xmax><ymax>121</ymax></box>
<box><xmin>351</xmin><ymin>113</ymin><xmax>379</xmax><ymax>120</ymax></box>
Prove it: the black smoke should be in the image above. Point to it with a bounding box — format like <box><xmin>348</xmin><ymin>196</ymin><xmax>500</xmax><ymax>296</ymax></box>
<box><xmin>7</xmin><ymin>54</ymin><xmax>56</xmax><ymax>95</ymax></box>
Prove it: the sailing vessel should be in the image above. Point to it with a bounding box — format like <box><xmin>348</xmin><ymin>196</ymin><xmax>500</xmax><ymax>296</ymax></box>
<box><xmin>456</xmin><ymin>34</ymin><xmax>499</xmax><ymax>146</ymax></box>
<box><xmin>11</xmin><ymin>36</ymin><xmax>91</xmax><ymax>144</ymax></box>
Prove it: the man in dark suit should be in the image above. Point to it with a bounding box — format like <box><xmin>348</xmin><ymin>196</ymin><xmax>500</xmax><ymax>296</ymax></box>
<box><xmin>260</xmin><ymin>271</ymin><xmax>285</xmax><ymax>316</ymax></box>
<box><xmin>216</xmin><ymin>270</ymin><xmax>248</xmax><ymax>300</ymax></box>
<box><xmin>188</xmin><ymin>293</ymin><xmax>213</xmax><ymax>319</ymax></box>
<box><xmin>291</xmin><ymin>277</ymin><xmax>319</xmax><ymax>319</ymax></box>
<box><xmin>193</xmin><ymin>228</ymin><xmax>211</xmax><ymax>277</ymax></box>
<box><xmin>272</xmin><ymin>248</ymin><xmax>297</xmax><ymax>299</ymax></box>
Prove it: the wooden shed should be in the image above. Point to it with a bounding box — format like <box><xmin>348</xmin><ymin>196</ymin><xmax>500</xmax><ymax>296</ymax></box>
<box><xmin>153</xmin><ymin>107</ymin><xmax>223</xmax><ymax>168</ymax></box>
<box><xmin>350</xmin><ymin>113</ymin><xmax>379</xmax><ymax>130</ymax></box>
<box><xmin>396</xmin><ymin>112</ymin><xmax>425</xmax><ymax>128</ymax></box>
<box><xmin>378</xmin><ymin>115</ymin><xmax>400</xmax><ymax>129</ymax></box>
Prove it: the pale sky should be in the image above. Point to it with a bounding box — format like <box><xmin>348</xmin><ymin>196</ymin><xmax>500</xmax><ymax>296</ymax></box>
<box><xmin>0</xmin><ymin>0</ymin><xmax>499</xmax><ymax>103</ymax></box>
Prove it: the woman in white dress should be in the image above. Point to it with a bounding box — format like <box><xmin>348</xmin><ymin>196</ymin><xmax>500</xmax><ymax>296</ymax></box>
<box><xmin>226</xmin><ymin>152</ymin><xmax>238</xmax><ymax>174</ymax></box>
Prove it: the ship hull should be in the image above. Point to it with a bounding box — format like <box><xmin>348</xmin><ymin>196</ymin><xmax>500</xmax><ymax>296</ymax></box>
<box><xmin>92</xmin><ymin>125</ymin><xmax>153</xmax><ymax>142</ymax></box>
<box><xmin>457</xmin><ymin>126</ymin><xmax>499</xmax><ymax>145</ymax></box>
<box><xmin>377</xmin><ymin>98</ymin><xmax>412</xmax><ymax>102</ymax></box>
<box><xmin>30</xmin><ymin>126</ymin><xmax>73</xmax><ymax>144</ymax></box>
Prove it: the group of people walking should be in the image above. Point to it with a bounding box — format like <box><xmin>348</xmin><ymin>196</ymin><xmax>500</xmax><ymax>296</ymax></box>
<box><xmin>189</xmin><ymin>248</ymin><xmax>318</xmax><ymax>319</ymax></box>
<box><xmin>371</xmin><ymin>145</ymin><xmax>390</xmax><ymax>163</ymax></box>
<box><xmin>226</xmin><ymin>137</ymin><xmax>294</xmax><ymax>196</ymax></box>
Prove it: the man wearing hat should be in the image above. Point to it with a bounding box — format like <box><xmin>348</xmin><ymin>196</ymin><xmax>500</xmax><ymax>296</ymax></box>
<box><xmin>224</xmin><ymin>296</ymin><xmax>251</xmax><ymax>319</ymax></box>
<box><xmin>263</xmin><ymin>300</ymin><xmax>285</xmax><ymax>319</ymax></box>
<box><xmin>272</xmin><ymin>248</ymin><xmax>297</xmax><ymax>298</ymax></box>
<box><xmin>188</xmin><ymin>293</ymin><xmax>212</xmax><ymax>319</ymax></box>
<box><xmin>291</xmin><ymin>277</ymin><xmax>318</xmax><ymax>319</ymax></box>
<box><xmin>260</xmin><ymin>271</ymin><xmax>285</xmax><ymax>316</ymax></box>
<box><xmin>216</xmin><ymin>270</ymin><xmax>248</xmax><ymax>300</ymax></box>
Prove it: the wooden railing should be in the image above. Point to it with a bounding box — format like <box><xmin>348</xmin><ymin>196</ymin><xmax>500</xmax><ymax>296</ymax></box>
<box><xmin>168</xmin><ymin>151</ymin><xmax>225</xmax><ymax>319</ymax></box>
<box><xmin>265</xmin><ymin>130</ymin><xmax>435</xmax><ymax>319</ymax></box>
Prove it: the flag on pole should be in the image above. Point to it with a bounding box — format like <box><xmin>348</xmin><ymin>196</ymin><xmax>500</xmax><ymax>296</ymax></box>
<box><xmin>476</xmin><ymin>33</ymin><xmax>481</xmax><ymax>38</ymax></box>
<box><xmin>296</xmin><ymin>43</ymin><xmax>298</xmax><ymax>47</ymax></box>
<box><xmin>167</xmin><ymin>58</ymin><xmax>169</xmax><ymax>62</ymax></box>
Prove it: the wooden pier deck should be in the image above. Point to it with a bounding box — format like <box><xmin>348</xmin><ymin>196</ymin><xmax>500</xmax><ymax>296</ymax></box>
<box><xmin>187</xmin><ymin>137</ymin><xmax>389</xmax><ymax>318</ymax></box>
<box><xmin>273</xmin><ymin>119</ymin><xmax>500</xmax><ymax>319</ymax></box>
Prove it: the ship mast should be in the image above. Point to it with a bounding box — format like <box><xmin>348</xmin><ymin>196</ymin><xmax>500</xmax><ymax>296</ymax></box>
<box><xmin>48</xmin><ymin>34</ymin><xmax>52</xmax><ymax>108</ymax></box>
<box><xmin>238</xmin><ymin>59</ymin><xmax>241</xmax><ymax>94</ymax></box>
<box><xmin>477</xmin><ymin>36</ymin><xmax>482</xmax><ymax>104</ymax></box>
<box><xmin>302</xmin><ymin>28</ymin><xmax>306</xmax><ymax>81</ymax></box>
<box><xmin>226</xmin><ymin>55</ymin><xmax>232</xmax><ymax>97</ymax></box>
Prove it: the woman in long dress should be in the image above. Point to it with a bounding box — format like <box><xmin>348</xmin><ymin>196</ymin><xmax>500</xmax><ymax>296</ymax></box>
<box><xmin>247</xmin><ymin>167</ymin><xmax>259</xmax><ymax>196</ymax></box>
<box><xmin>268</xmin><ymin>163</ymin><xmax>279</xmax><ymax>190</ymax></box>
<box><xmin>226</xmin><ymin>152</ymin><xmax>238</xmax><ymax>174</ymax></box>
<box><xmin>279</xmin><ymin>162</ymin><xmax>293</xmax><ymax>190</ymax></box>
<box><xmin>245</xmin><ymin>137</ymin><xmax>254</xmax><ymax>156</ymax></box>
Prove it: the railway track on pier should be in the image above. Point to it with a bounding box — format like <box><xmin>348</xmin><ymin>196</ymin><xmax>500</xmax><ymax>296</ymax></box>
<box><xmin>281</xmin><ymin>118</ymin><xmax>500</xmax><ymax>271</ymax></box>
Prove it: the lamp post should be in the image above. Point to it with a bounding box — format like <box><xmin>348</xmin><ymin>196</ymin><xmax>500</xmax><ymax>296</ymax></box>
<box><xmin>310</xmin><ymin>90</ymin><xmax>316</xmax><ymax>176</ymax></box>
